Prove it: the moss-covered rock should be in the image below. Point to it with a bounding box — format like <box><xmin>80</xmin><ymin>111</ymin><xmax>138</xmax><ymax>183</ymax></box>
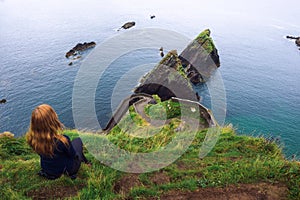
<box><xmin>134</xmin><ymin>50</ymin><xmax>196</xmax><ymax>101</ymax></box>
<box><xmin>179</xmin><ymin>29</ymin><xmax>220</xmax><ymax>84</ymax></box>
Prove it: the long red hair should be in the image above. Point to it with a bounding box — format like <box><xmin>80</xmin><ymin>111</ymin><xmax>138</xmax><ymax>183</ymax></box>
<box><xmin>26</xmin><ymin>104</ymin><xmax>69</xmax><ymax>157</ymax></box>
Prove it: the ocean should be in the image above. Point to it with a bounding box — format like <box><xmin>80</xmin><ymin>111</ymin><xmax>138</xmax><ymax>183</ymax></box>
<box><xmin>0</xmin><ymin>0</ymin><xmax>299</xmax><ymax>158</ymax></box>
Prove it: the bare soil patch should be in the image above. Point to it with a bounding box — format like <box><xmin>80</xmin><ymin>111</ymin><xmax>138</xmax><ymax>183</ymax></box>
<box><xmin>26</xmin><ymin>184</ymin><xmax>84</xmax><ymax>200</ymax></box>
<box><xmin>159</xmin><ymin>182</ymin><xmax>288</xmax><ymax>200</ymax></box>
<box><xmin>114</xmin><ymin>174</ymin><xmax>142</xmax><ymax>194</ymax></box>
<box><xmin>149</xmin><ymin>172</ymin><xmax>170</xmax><ymax>185</ymax></box>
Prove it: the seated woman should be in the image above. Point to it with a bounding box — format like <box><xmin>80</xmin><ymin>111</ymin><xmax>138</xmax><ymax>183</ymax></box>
<box><xmin>26</xmin><ymin>104</ymin><xmax>90</xmax><ymax>180</ymax></box>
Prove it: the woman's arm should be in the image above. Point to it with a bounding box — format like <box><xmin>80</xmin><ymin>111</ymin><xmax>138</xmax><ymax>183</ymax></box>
<box><xmin>62</xmin><ymin>135</ymin><xmax>77</xmax><ymax>157</ymax></box>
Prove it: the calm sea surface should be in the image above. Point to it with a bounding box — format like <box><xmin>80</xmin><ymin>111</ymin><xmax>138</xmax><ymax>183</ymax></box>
<box><xmin>0</xmin><ymin>0</ymin><xmax>299</xmax><ymax>158</ymax></box>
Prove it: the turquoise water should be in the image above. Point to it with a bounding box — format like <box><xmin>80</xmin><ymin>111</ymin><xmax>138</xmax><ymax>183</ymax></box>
<box><xmin>0</xmin><ymin>0</ymin><xmax>299</xmax><ymax>158</ymax></box>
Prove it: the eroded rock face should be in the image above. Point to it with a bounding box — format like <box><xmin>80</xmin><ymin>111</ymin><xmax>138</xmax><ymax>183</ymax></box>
<box><xmin>134</xmin><ymin>29</ymin><xmax>221</xmax><ymax>100</ymax></box>
<box><xmin>65</xmin><ymin>42</ymin><xmax>96</xmax><ymax>58</ymax></box>
<box><xmin>134</xmin><ymin>50</ymin><xmax>197</xmax><ymax>101</ymax></box>
<box><xmin>179</xmin><ymin>29</ymin><xmax>220</xmax><ymax>84</ymax></box>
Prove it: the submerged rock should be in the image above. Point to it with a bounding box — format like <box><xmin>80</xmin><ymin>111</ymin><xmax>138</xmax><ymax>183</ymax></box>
<box><xmin>118</xmin><ymin>22</ymin><xmax>136</xmax><ymax>31</ymax></box>
<box><xmin>65</xmin><ymin>42</ymin><xmax>96</xmax><ymax>58</ymax></box>
<box><xmin>179</xmin><ymin>29</ymin><xmax>220</xmax><ymax>84</ymax></box>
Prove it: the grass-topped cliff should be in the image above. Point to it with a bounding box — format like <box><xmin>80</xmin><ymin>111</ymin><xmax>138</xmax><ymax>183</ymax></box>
<box><xmin>1</xmin><ymin>104</ymin><xmax>300</xmax><ymax>199</ymax></box>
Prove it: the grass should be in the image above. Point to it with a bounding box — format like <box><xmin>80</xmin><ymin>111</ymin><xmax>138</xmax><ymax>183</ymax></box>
<box><xmin>195</xmin><ymin>29</ymin><xmax>216</xmax><ymax>54</ymax></box>
<box><xmin>1</xmin><ymin>118</ymin><xmax>300</xmax><ymax>199</ymax></box>
<box><xmin>144</xmin><ymin>98</ymin><xmax>206</xmax><ymax>124</ymax></box>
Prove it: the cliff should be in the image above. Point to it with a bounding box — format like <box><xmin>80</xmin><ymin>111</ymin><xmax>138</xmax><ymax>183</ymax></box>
<box><xmin>134</xmin><ymin>50</ymin><xmax>197</xmax><ymax>101</ymax></box>
<box><xmin>179</xmin><ymin>29</ymin><xmax>220</xmax><ymax>84</ymax></box>
<box><xmin>1</xmin><ymin>126</ymin><xmax>300</xmax><ymax>199</ymax></box>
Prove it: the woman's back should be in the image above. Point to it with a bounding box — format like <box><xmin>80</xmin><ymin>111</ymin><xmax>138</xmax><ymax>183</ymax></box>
<box><xmin>39</xmin><ymin>135</ymin><xmax>76</xmax><ymax>177</ymax></box>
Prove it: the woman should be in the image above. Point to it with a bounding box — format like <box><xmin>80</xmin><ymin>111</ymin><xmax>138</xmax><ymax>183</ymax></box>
<box><xmin>26</xmin><ymin>104</ymin><xmax>90</xmax><ymax>180</ymax></box>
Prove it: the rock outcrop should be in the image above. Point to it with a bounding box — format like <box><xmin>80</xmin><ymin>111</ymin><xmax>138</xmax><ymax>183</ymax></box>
<box><xmin>179</xmin><ymin>29</ymin><xmax>220</xmax><ymax>84</ymax></box>
<box><xmin>0</xmin><ymin>131</ymin><xmax>14</xmax><ymax>138</ymax></box>
<box><xmin>65</xmin><ymin>42</ymin><xmax>96</xmax><ymax>58</ymax></box>
<box><xmin>0</xmin><ymin>99</ymin><xmax>6</xmax><ymax>104</ymax></box>
<box><xmin>118</xmin><ymin>22</ymin><xmax>135</xmax><ymax>31</ymax></box>
<box><xmin>134</xmin><ymin>50</ymin><xmax>197</xmax><ymax>101</ymax></box>
<box><xmin>134</xmin><ymin>29</ymin><xmax>220</xmax><ymax>100</ymax></box>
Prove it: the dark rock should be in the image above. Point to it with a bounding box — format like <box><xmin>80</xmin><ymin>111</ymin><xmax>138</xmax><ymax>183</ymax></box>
<box><xmin>196</xmin><ymin>92</ymin><xmax>201</xmax><ymax>101</ymax></box>
<box><xmin>68</xmin><ymin>62</ymin><xmax>73</xmax><ymax>66</ymax></box>
<box><xmin>118</xmin><ymin>22</ymin><xmax>135</xmax><ymax>31</ymax></box>
<box><xmin>286</xmin><ymin>35</ymin><xmax>300</xmax><ymax>40</ymax></box>
<box><xmin>286</xmin><ymin>35</ymin><xmax>300</xmax><ymax>48</ymax></box>
<box><xmin>148</xmin><ymin>99</ymin><xmax>157</xmax><ymax>104</ymax></box>
<box><xmin>134</xmin><ymin>29</ymin><xmax>220</xmax><ymax>100</ymax></box>
<box><xmin>134</xmin><ymin>50</ymin><xmax>197</xmax><ymax>101</ymax></box>
<box><xmin>179</xmin><ymin>29</ymin><xmax>220</xmax><ymax>84</ymax></box>
<box><xmin>296</xmin><ymin>39</ymin><xmax>300</xmax><ymax>47</ymax></box>
<box><xmin>0</xmin><ymin>99</ymin><xmax>7</xmax><ymax>104</ymax></box>
<box><xmin>159</xmin><ymin>47</ymin><xmax>165</xmax><ymax>57</ymax></box>
<box><xmin>150</xmin><ymin>15</ymin><xmax>155</xmax><ymax>19</ymax></box>
<box><xmin>65</xmin><ymin>42</ymin><xmax>96</xmax><ymax>58</ymax></box>
<box><xmin>159</xmin><ymin>47</ymin><xmax>164</xmax><ymax>57</ymax></box>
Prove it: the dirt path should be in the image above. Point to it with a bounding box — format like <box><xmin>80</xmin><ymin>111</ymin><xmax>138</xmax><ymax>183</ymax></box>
<box><xmin>159</xmin><ymin>183</ymin><xmax>288</xmax><ymax>200</ymax></box>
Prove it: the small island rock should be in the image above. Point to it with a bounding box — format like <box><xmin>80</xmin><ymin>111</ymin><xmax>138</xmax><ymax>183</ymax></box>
<box><xmin>118</xmin><ymin>22</ymin><xmax>135</xmax><ymax>31</ymax></box>
<box><xmin>65</xmin><ymin>42</ymin><xmax>96</xmax><ymax>58</ymax></box>
<box><xmin>0</xmin><ymin>99</ymin><xmax>7</xmax><ymax>104</ymax></box>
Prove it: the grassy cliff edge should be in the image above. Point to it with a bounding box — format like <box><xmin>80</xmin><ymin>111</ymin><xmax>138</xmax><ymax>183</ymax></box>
<box><xmin>1</xmin><ymin>117</ymin><xmax>300</xmax><ymax>199</ymax></box>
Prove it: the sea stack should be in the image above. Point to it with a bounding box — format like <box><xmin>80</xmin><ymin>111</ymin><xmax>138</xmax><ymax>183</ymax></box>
<box><xmin>179</xmin><ymin>29</ymin><xmax>220</xmax><ymax>84</ymax></box>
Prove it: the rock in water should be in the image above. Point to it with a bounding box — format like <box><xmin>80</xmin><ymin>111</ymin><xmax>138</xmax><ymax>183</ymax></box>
<box><xmin>134</xmin><ymin>29</ymin><xmax>220</xmax><ymax>100</ymax></box>
<box><xmin>134</xmin><ymin>50</ymin><xmax>197</xmax><ymax>101</ymax></box>
<box><xmin>179</xmin><ymin>29</ymin><xmax>220</xmax><ymax>84</ymax></box>
<box><xmin>296</xmin><ymin>39</ymin><xmax>300</xmax><ymax>47</ymax></box>
<box><xmin>65</xmin><ymin>42</ymin><xmax>96</xmax><ymax>58</ymax></box>
<box><xmin>118</xmin><ymin>22</ymin><xmax>135</xmax><ymax>31</ymax></box>
<box><xmin>286</xmin><ymin>35</ymin><xmax>300</xmax><ymax>49</ymax></box>
<box><xmin>0</xmin><ymin>99</ymin><xmax>6</xmax><ymax>104</ymax></box>
<box><xmin>159</xmin><ymin>47</ymin><xmax>164</xmax><ymax>57</ymax></box>
<box><xmin>286</xmin><ymin>36</ymin><xmax>300</xmax><ymax>40</ymax></box>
